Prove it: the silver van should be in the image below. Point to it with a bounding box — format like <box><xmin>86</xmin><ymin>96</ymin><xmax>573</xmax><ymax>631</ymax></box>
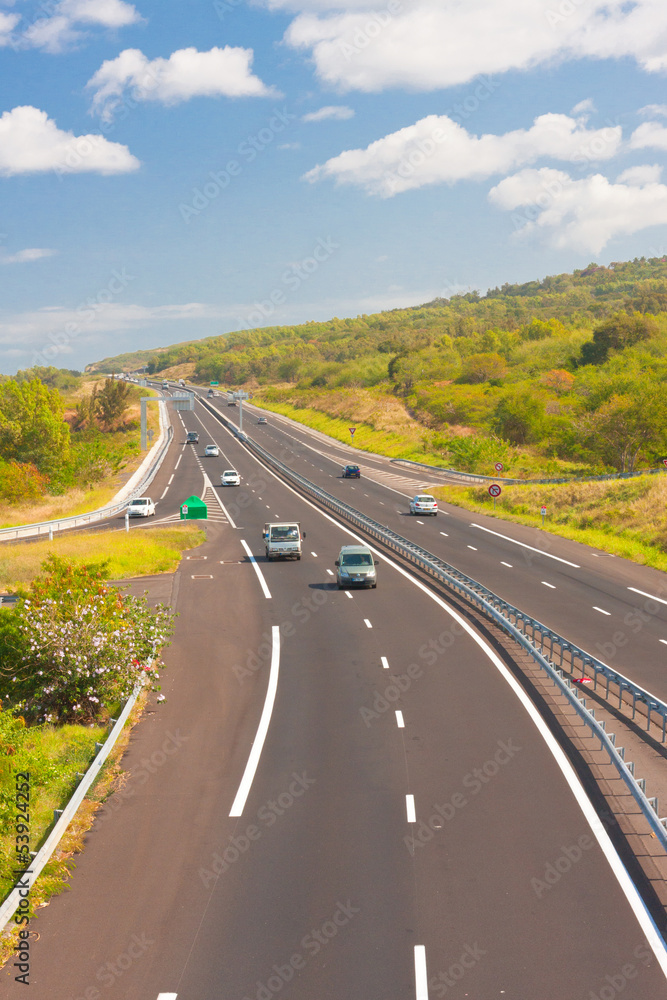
<box><xmin>335</xmin><ymin>544</ymin><xmax>378</xmax><ymax>589</ymax></box>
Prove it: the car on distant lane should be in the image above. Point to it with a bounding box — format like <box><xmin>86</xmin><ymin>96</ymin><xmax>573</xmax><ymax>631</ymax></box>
<box><xmin>186</xmin><ymin>431</ymin><xmax>199</xmax><ymax>443</ymax></box>
<box><xmin>127</xmin><ymin>497</ymin><xmax>156</xmax><ymax>517</ymax></box>
<box><xmin>342</xmin><ymin>464</ymin><xmax>361</xmax><ymax>478</ymax></box>
<box><xmin>335</xmin><ymin>544</ymin><xmax>377</xmax><ymax>589</ymax></box>
<box><xmin>409</xmin><ymin>494</ymin><xmax>438</xmax><ymax>516</ymax></box>
<box><xmin>205</xmin><ymin>444</ymin><xmax>219</xmax><ymax>457</ymax></box>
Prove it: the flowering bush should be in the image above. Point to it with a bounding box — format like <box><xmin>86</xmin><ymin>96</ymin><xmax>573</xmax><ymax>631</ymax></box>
<box><xmin>0</xmin><ymin>557</ymin><xmax>175</xmax><ymax>723</ymax></box>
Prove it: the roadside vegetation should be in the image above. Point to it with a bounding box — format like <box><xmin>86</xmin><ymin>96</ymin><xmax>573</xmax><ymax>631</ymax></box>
<box><xmin>0</xmin><ymin>367</ymin><xmax>160</xmax><ymax>528</ymax></box>
<box><xmin>0</xmin><ymin>523</ymin><xmax>204</xmax><ymax>591</ymax></box>
<box><xmin>0</xmin><ymin>548</ymin><xmax>183</xmax><ymax>947</ymax></box>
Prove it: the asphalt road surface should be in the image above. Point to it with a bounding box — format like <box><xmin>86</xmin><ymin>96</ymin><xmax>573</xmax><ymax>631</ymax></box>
<box><xmin>5</xmin><ymin>393</ymin><xmax>667</xmax><ymax>999</ymax></box>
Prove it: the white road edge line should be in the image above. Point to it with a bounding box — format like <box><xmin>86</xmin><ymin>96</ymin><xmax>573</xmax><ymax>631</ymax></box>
<box><xmin>406</xmin><ymin>795</ymin><xmax>416</xmax><ymax>823</ymax></box>
<box><xmin>396</xmin><ymin>710</ymin><xmax>405</xmax><ymax>728</ymax></box>
<box><xmin>231</xmin><ymin>425</ymin><xmax>667</xmax><ymax>977</ymax></box>
<box><xmin>628</xmin><ymin>586</ymin><xmax>667</xmax><ymax>607</ymax></box>
<box><xmin>381</xmin><ymin>656</ymin><xmax>389</xmax><ymax>669</ymax></box>
<box><xmin>414</xmin><ymin>946</ymin><xmax>429</xmax><ymax>1000</ymax></box>
<box><xmin>240</xmin><ymin>539</ymin><xmax>271</xmax><ymax>599</ymax></box>
<box><xmin>229</xmin><ymin>625</ymin><xmax>281</xmax><ymax>817</ymax></box>
<box><xmin>471</xmin><ymin>523</ymin><xmax>581</xmax><ymax>568</ymax></box>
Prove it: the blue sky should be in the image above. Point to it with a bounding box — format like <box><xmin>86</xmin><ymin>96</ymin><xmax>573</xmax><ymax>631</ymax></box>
<box><xmin>1</xmin><ymin>0</ymin><xmax>667</xmax><ymax>374</ymax></box>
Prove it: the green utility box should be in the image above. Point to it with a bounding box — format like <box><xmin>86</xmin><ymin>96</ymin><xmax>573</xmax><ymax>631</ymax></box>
<box><xmin>180</xmin><ymin>496</ymin><xmax>208</xmax><ymax>520</ymax></box>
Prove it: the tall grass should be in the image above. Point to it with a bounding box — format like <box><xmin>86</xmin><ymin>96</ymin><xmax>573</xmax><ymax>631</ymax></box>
<box><xmin>0</xmin><ymin>524</ymin><xmax>204</xmax><ymax>591</ymax></box>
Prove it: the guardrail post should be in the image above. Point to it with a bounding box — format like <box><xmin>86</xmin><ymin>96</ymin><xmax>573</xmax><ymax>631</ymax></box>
<box><xmin>125</xmin><ymin>511</ymin><xmax>129</xmax><ymax>533</ymax></box>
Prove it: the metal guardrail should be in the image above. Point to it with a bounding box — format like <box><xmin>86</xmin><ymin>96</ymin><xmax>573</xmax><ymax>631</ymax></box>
<box><xmin>216</xmin><ymin>418</ymin><xmax>667</xmax><ymax>851</ymax></box>
<box><xmin>0</xmin><ymin>419</ymin><xmax>173</xmax><ymax>543</ymax></box>
<box><xmin>392</xmin><ymin>456</ymin><xmax>666</xmax><ymax>486</ymax></box>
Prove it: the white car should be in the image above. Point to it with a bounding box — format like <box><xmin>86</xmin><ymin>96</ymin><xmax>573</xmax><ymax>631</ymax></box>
<box><xmin>221</xmin><ymin>469</ymin><xmax>241</xmax><ymax>486</ymax></box>
<box><xmin>205</xmin><ymin>444</ymin><xmax>220</xmax><ymax>457</ymax></box>
<box><xmin>409</xmin><ymin>494</ymin><xmax>438</xmax><ymax>516</ymax></box>
<box><xmin>127</xmin><ymin>497</ymin><xmax>156</xmax><ymax>517</ymax></box>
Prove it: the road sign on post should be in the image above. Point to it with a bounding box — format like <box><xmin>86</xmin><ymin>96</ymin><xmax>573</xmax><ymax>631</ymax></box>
<box><xmin>541</xmin><ymin>505</ymin><xmax>547</xmax><ymax>526</ymax></box>
<box><xmin>349</xmin><ymin>427</ymin><xmax>356</xmax><ymax>438</ymax></box>
<box><xmin>495</xmin><ymin>462</ymin><xmax>504</xmax><ymax>472</ymax></box>
<box><xmin>488</xmin><ymin>483</ymin><xmax>501</xmax><ymax>510</ymax></box>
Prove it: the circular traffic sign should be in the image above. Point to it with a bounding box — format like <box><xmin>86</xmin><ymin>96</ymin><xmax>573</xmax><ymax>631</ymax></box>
<box><xmin>495</xmin><ymin>462</ymin><xmax>504</xmax><ymax>472</ymax></box>
<box><xmin>488</xmin><ymin>484</ymin><xmax>501</xmax><ymax>498</ymax></box>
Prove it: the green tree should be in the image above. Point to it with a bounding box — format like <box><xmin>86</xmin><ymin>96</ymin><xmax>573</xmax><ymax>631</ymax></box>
<box><xmin>579</xmin><ymin>311</ymin><xmax>657</xmax><ymax>366</ymax></box>
<box><xmin>586</xmin><ymin>388</ymin><xmax>667</xmax><ymax>472</ymax></box>
<box><xmin>0</xmin><ymin>378</ymin><xmax>70</xmax><ymax>474</ymax></box>
<box><xmin>94</xmin><ymin>377</ymin><xmax>131</xmax><ymax>430</ymax></box>
<box><xmin>460</xmin><ymin>352</ymin><xmax>507</xmax><ymax>384</ymax></box>
<box><xmin>493</xmin><ymin>386</ymin><xmax>546</xmax><ymax>444</ymax></box>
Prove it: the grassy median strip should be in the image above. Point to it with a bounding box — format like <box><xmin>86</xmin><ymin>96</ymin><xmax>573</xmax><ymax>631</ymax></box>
<box><xmin>0</xmin><ymin>524</ymin><xmax>205</xmax><ymax>591</ymax></box>
<box><xmin>433</xmin><ymin>475</ymin><xmax>667</xmax><ymax>571</ymax></box>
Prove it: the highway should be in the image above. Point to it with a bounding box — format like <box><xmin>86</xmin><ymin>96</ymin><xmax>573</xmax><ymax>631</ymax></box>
<box><xmin>5</xmin><ymin>391</ymin><xmax>667</xmax><ymax>999</ymax></box>
<box><xmin>213</xmin><ymin>391</ymin><xmax>667</xmax><ymax>704</ymax></box>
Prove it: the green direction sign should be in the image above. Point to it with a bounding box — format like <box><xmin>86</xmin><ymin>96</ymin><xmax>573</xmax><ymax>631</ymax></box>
<box><xmin>210</xmin><ymin>381</ymin><xmax>219</xmax><ymax>385</ymax></box>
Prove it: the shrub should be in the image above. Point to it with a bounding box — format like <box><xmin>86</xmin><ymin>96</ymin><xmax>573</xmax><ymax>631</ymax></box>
<box><xmin>0</xmin><ymin>460</ymin><xmax>49</xmax><ymax>503</ymax></box>
<box><xmin>0</xmin><ymin>557</ymin><xmax>175</xmax><ymax>723</ymax></box>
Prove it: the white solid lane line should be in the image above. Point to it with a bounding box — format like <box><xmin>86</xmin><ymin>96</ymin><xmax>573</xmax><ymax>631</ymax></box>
<box><xmin>229</xmin><ymin>626</ymin><xmax>281</xmax><ymax>817</ymax></box>
<box><xmin>593</xmin><ymin>606</ymin><xmax>612</xmax><ymax>616</ymax></box>
<box><xmin>541</xmin><ymin>581</ymin><xmax>556</xmax><ymax>589</ymax></box>
<box><xmin>628</xmin><ymin>586</ymin><xmax>667</xmax><ymax>607</ymax></box>
<box><xmin>240</xmin><ymin>540</ymin><xmax>272</xmax><ymax>599</ymax></box>
<box><xmin>414</xmin><ymin>946</ymin><xmax>429</xmax><ymax>1000</ymax></box>
<box><xmin>406</xmin><ymin>795</ymin><xmax>416</xmax><ymax>823</ymax></box>
<box><xmin>501</xmin><ymin>561</ymin><xmax>513</xmax><ymax>568</ymax></box>
<box><xmin>471</xmin><ymin>522</ymin><xmax>581</xmax><ymax>568</ymax></box>
<box><xmin>364</xmin><ymin>619</ymin><xmax>373</xmax><ymax>628</ymax></box>
<box><xmin>396</xmin><ymin>711</ymin><xmax>405</xmax><ymax>728</ymax></box>
<box><xmin>381</xmin><ymin>656</ymin><xmax>389</xmax><ymax>669</ymax></box>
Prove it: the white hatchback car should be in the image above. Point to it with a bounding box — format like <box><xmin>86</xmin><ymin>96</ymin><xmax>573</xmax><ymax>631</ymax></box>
<box><xmin>221</xmin><ymin>469</ymin><xmax>241</xmax><ymax>486</ymax></box>
<box><xmin>409</xmin><ymin>494</ymin><xmax>438</xmax><ymax>516</ymax></box>
<box><xmin>127</xmin><ymin>497</ymin><xmax>156</xmax><ymax>517</ymax></box>
<box><xmin>205</xmin><ymin>444</ymin><xmax>220</xmax><ymax>457</ymax></box>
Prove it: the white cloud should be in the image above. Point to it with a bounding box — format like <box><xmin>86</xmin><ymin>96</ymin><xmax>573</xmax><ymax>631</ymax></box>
<box><xmin>571</xmin><ymin>98</ymin><xmax>596</xmax><ymax>116</ymax></box>
<box><xmin>488</xmin><ymin>166</ymin><xmax>667</xmax><ymax>253</ymax></box>
<box><xmin>304</xmin><ymin>112</ymin><xmax>622</xmax><ymax>197</ymax></box>
<box><xmin>0</xmin><ymin>11</ymin><xmax>19</xmax><ymax>45</ymax></box>
<box><xmin>0</xmin><ymin>248</ymin><xmax>57</xmax><ymax>264</ymax></box>
<box><xmin>302</xmin><ymin>105</ymin><xmax>355</xmax><ymax>122</ymax></box>
<box><xmin>0</xmin><ymin>106</ymin><xmax>140</xmax><ymax>176</ymax></box>
<box><xmin>630</xmin><ymin>121</ymin><xmax>667</xmax><ymax>151</ymax></box>
<box><xmin>639</xmin><ymin>104</ymin><xmax>667</xmax><ymax>118</ymax></box>
<box><xmin>616</xmin><ymin>164</ymin><xmax>663</xmax><ymax>185</ymax></box>
<box><xmin>18</xmin><ymin>0</ymin><xmax>140</xmax><ymax>53</ymax></box>
<box><xmin>282</xmin><ymin>0</ymin><xmax>667</xmax><ymax>93</ymax></box>
<box><xmin>87</xmin><ymin>46</ymin><xmax>280</xmax><ymax>121</ymax></box>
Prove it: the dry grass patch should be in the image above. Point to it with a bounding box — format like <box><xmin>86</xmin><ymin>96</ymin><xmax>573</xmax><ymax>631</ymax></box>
<box><xmin>0</xmin><ymin>524</ymin><xmax>205</xmax><ymax>591</ymax></box>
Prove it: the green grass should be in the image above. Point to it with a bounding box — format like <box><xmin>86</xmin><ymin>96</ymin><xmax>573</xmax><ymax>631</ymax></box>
<box><xmin>434</xmin><ymin>474</ymin><xmax>667</xmax><ymax>570</ymax></box>
<box><xmin>0</xmin><ymin>524</ymin><xmax>205</xmax><ymax>591</ymax></box>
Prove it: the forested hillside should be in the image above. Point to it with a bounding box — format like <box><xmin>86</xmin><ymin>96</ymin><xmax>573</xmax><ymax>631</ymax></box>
<box><xmin>92</xmin><ymin>256</ymin><xmax>667</xmax><ymax>475</ymax></box>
